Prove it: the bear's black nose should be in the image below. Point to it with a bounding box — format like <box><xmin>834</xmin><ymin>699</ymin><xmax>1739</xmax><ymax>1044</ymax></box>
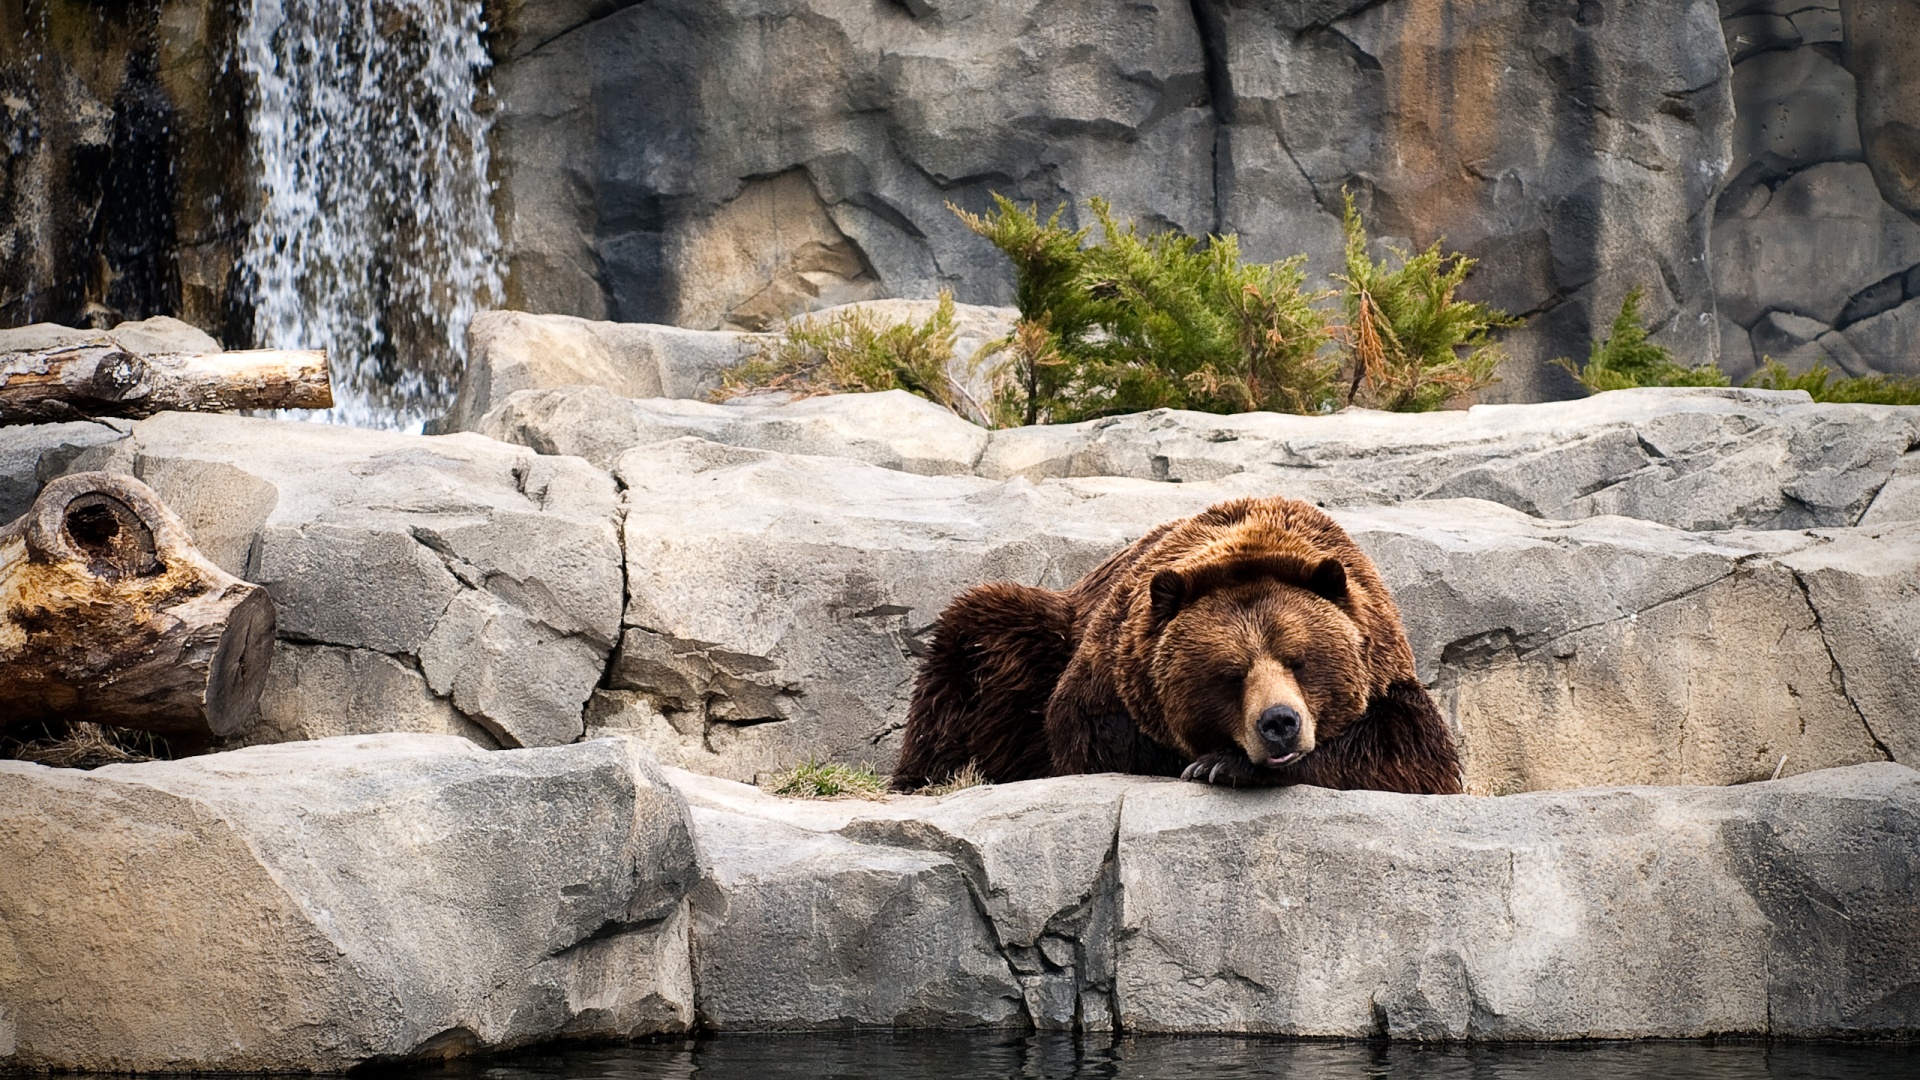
<box><xmin>1257</xmin><ymin>704</ymin><xmax>1301</xmax><ymax>749</ymax></box>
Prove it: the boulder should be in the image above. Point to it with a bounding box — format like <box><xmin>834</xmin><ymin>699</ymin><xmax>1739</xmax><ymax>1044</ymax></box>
<box><xmin>603</xmin><ymin>431</ymin><xmax>1915</xmax><ymax>791</ymax></box>
<box><xmin>609</xmin><ymin>437</ymin><xmax>1253</xmax><ymax>780</ymax></box>
<box><xmin>478</xmin><ymin>386</ymin><xmax>988</xmax><ymax>474</ymax></box>
<box><xmin>434</xmin><ymin>311</ymin><xmax>759</xmax><ymax>435</ymax></box>
<box><xmin>0</xmin><ymin>420</ymin><xmax>129</xmax><ymax>525</ymax></box>
<box><xmin>0</xmin><ymin>316</ymin><xmax>222</xmax><ymax>357</ymax></box>
<box><xmin>1116</xmin><ymin>762</ymin><xmax>1920</xmax><ymax>1038</ymax></box>
<box><xmin>670</xmin><ymin>768</ymin><xmax>1136</xmax><ymax>1030</ymax></box>
<box><xmin>483</xmin><ymin>385</ymin><xmax>1920</xmax><ymax>534</ymax></box>
<box><xmin>66</xmin><ymin>412</ymin><xmax>624</xmax><ymax>749</ymax></box>
<box><xmin>974</xmin><ymin>388</ymin><xmax>1917</xmax><ymax>533</ymax></box>
<box><xmin>0</xmin><ymin>734</ymin><xmax>698</xmax><ymax>1071</ymax></box>
<box><xmin>1842</xmin><ymin>0</ymin><xmax>1920</xmax><ymax>220</ymax></box>
<box><xmin>1861</xmin><ymin>446</ymin><xmax>1920</xmax><ymax>525</ymax></box>
<box><xmin>1727</xmin><ymin>46</ymin><xmax>1861</xmax><ymax>179</ymax></box>
<box><xmin>667</xmin><ymin>763</ymin><xmax>1919</xmax><ymax>1037</ymax></box>
<box><xmin>1841</xmin><ymin>294</ymin><xmax>1920</xmax><ymax>376</ymax></box>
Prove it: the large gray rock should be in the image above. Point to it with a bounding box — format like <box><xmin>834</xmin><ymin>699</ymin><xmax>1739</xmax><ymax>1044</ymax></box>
<box><xmin>66</xmin><ymin>412</ymin><xmax>624</xmax><ymax>749</ymax></box>
<box><xmin>1841</xmin><ymin>294</ymin><xmax>1920</xmax><ymax>376</ymax></box>
<box><xmin>671</xmin><ymin>768</ymin><xmax>1140</xmax><ymax>1031</ymax></box>
<box><xmin>976</xmin><ymin>388</ymin><xmax>1920</xmax><ymax>532</ymax></box>
<box><xmin>0</xmin><ymin>420</ymin><xmax>129</xmax><ymax>525</ymax></box>
<box><xmin>434</xmin><ymin>310</ymin><xmax>760</xmax><ymax>435</ymax></box>
<box><xmin>666</xmin><ymin>763</ymin><xmax>1919</xmax><ymax>1037</ymax></box>
<box><xmin>484</xmin><ymin>386</ymin><xmax>1920</xmax><ymax>533</ymax></box>
<box><xmin>478</xmin><ymin>386</ymin><xmax>989</xmax><ymax>474</ymax></box>
<box><xmin>602</xmin><ymin>429</ymin><xmax>1915</xmax><ymax>792</ymax></box>
<box><xmin>486</xmin><ymin>0</ymin><xmax>1731</xmax><ymax>403</ymax></box>
<box><xmin>1116</xmin><ymin>762</ymin><xmax>1920</xmax><ymax>1038</ymax></box>
<box><xmin>1842</xmin><ymin>0</ymin><xmax>1920</xmax><ymax>221</ymax></box>
<box><xmin>608</xmin><ymin>437</ymin><xmax>1250</xmax><ymax>780</ymax></box>
<box><xmin>0</xmin><ymin>734</ymin><xmax>698</xmax><ymax>1071</ymax></box>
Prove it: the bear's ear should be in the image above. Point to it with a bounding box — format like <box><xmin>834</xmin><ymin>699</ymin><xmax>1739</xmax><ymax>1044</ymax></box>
<box><xmin>1306</xmin><ymin>557</ymin><xmax>1348</xmax><ymax>604</ymax></box>
<box><xmin>1148</xmin><ymin>569</ymin><xmax>1188</xmax><ymax>632</ymax></box>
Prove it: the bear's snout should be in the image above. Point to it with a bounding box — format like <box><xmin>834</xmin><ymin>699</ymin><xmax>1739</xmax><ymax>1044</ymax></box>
<box><xmin>1257</xmin><ymin>704</ymin><xmax>1301</xmax><ymax>753</ymax></box>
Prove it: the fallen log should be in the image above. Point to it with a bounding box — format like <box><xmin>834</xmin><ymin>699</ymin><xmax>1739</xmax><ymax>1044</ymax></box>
<box><xmin>0</xmin><ymin>344</ymin><xmax>331</xmax><ymax>425</ymax></box>
<box><xmin>0</xmin><ymin>472</ymin><xmax>276</xmax><ymax>740</ymax></box>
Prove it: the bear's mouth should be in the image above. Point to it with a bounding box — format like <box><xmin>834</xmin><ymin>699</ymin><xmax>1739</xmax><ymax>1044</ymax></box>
<box><xmin>1263</xmin><ymin>751</ymin><xmax>1303</xmax><ymax>768</ymax></box>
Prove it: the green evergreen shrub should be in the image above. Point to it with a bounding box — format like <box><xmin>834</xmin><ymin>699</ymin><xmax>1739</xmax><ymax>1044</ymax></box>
<box><xmin>1559</xmin><ymin>286</ymin><xmax>1729</xmax><ymax>391</ymax></box>
<box><xmin>1334</xmin><ymin>192</ymin><xmax>1509</xmax><ymax>412</ymax></box>
<box><xmin>953</xmin><ymin>195</ymin><xmax>1336</xmax><ymax>424</ymax></box>
<box><xmin>715</xmin><ymin>292</ymin><xmax>979</xmax><ymax>419</ymax></box>
<box><xmin>1744</xmin><ymin>359</ymin><xmax>1920</xmax><ymax>405</ymax></box>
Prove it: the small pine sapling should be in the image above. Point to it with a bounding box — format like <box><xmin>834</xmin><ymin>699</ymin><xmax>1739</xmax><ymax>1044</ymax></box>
<box><xmin>1744</xmin><ymin>359</ymin><xmax>1920</xmax><ymax>405</ymax></box>
<box><xmin>1560</xmin><ymin>286</ymin><xmax>1728</xmax><ymax>391</ymax></box>
<box><xmin>1335</xmin><ymin>192</ymin><xmax>1508</xmax><ymax>411</ymax></box>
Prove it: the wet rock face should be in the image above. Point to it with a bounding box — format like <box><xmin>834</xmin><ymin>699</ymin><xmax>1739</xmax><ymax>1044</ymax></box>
<box><xmin>0</xmin><ymin>734</ymin><xmax>699</xmax><ymax>1072</ymax></box>
<box><xmin>486</xmin><ymin>0</ymin><xmax>1732</xmax><ymax>402</ymax></box>
<box><xmin>0</xmin><ymin>1</ymin><xmax>248</xmax><ymax>334</ymax></box>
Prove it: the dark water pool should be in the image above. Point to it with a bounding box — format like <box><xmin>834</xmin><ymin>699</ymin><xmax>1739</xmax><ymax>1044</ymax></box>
<box><xmin>417</xmin><ymin>1033</ymin><xmax>1919</xmax><ymax>1080</ymax></box>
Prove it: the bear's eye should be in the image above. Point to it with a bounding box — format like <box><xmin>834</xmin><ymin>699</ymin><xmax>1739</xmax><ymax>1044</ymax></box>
<box><xmin>1284</xmin><ymin>658</ymin><xmax>1305</xmax><ymax>673</ymax></box>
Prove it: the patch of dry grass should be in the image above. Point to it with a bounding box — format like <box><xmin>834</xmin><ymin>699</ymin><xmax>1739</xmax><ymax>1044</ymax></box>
<box><xmin>2</xmin><ymin>721</ymin><xmax>167</xmax><ymax>769</ymax></box>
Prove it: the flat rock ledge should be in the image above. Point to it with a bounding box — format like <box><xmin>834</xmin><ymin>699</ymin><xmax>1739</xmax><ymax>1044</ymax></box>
<box><xmin>3</xmin><ymin>739</ymin><xmax>1912</xmax><ymax>1071</ymax></box>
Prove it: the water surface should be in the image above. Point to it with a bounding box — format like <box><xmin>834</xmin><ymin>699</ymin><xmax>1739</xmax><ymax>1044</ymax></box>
<box><xmin>439</xmin><ymin>1033</ymin><xmax>1918</xmax><ymax>1080</ymax></box>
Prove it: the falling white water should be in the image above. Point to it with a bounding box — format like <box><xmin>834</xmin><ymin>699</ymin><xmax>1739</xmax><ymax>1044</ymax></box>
<box><xmin>237</xmin><ymin>0</ymin><xmax>501</xmax><ymax>430</ymax></box>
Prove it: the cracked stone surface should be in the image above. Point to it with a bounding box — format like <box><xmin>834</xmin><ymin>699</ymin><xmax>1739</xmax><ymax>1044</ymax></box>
<box><xmin>599</xmin><ymin>404</ymin><xmax>1915</xmax><ymax>790</ymax></box>
<box><xmin>1116</xmin><ymin>762</ymin><xmax>1920</xmax><ymax>1039</ymax></box>
<box><xmin>63</xmin><ymin>412</ymin><xmax>624</xmax><ymax>748</ymax></box>
<box><xmin>611</xmin><ymin>437</ymin><xmax>1277</xmax><ymax>780</ymax></box>
<box><xmin>0</xmin><ymin>734</ymin><xmax>698</xmax><ymax>1071</ymax></box>
<box><xmin>481</xmin><ymin>386</ymin><xmax>1920</xmax><ymax>532</ymax></box>
<box><xmin>477</xmin><ymin>385</ymin><xmax>992</xmax><ymax>475</ymax></box>
<box><xmin>669</xmin><ymin>763</ymin><xmax>1918</xmax><ymax>1037</ymax></box>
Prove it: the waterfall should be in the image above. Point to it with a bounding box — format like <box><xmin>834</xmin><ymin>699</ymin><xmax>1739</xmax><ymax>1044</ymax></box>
<box><xmin>236</xmin><ymin>0</ymin><xmax>501</xmax><ymax>430</ymax></box>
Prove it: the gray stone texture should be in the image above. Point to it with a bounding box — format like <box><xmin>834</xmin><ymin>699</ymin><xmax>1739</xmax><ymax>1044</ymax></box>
<box><xmin>1714</xmin><ymin>0</ymin><xmax>1920</xmax><ymax>378</ymax></box>
<box><xmin>486</xmin><ymin>0</ymin><xmax>1733</xmax><ymax>404</ymax></box>
<box><xmin>0</xmin><ymin>734</ymin><xmax>698</xmax><ymax>1071</ymax></box>
<box><xmin>1116</xmin><ymin>762</ymin><xmax>1920</xmax><ymax>1038</ymax></box>
<box><xmin>669</xmin><ymin>763</ymin><xmax>1918</xmax><ymax>1037</ymax></box>
<box><xmin>61</xmin><ymin>411</ymin><xmax>624</xmax><ymax>749</ymax></box>
<box><xmin>570</xmin><ymin>389</ymin><xmax>1920</xmax><ymax>792</ymax></box>
<box><xmin>440</xmin><ymin>300</ymin><xmax>1017</xmax><ymax>445</ymax></box>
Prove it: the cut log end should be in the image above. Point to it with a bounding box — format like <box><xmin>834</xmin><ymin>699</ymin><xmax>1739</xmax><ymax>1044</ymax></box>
<box><xmin>1</xmin><ymin>472</ymin><xmax>279</xmax><ymax>742</ymax></box>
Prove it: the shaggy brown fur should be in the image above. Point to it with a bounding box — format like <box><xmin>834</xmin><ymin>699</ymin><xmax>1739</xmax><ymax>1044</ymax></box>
<box><xmin>892</xmin><ymin>496</ymin><xmax>1462</xmax><ymax>795</ymax></box>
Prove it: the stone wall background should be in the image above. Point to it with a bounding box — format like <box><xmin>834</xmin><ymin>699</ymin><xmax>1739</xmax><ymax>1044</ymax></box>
<box><xmin>2</xmin><ymin>1</ymin><xmax>1918</xmax><ymax>399</ymax></box>
<box><xmin>1714</xmin><ymin>0</ymin><xmax>1920</xmax><ymax>380</ymax></box>
<box><xmin>0</xmin><ymin>0</ymin><xmax>247</xmax><ymax>336</ymax></box>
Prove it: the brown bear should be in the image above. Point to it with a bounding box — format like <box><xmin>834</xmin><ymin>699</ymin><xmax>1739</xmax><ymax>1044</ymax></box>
<box><xmin>891</xmin><ymin>495</ymin><xmax>1462</xmax><ymax>794</ymax></box>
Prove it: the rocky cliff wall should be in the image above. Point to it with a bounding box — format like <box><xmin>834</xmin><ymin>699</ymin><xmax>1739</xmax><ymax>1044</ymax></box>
<box><xmin>484</xmin><ymin>0</ymin><xmax>1737</xmax><ymax>402</ymax></box>
<box><xmin>1714</xmin><ymin>0</ymin><xmax>1920</xmax><ymax>380</ymax></box>
<box><xmin>4</xmin><ymin>2</ymin><xmax>1918</xmax><ymax>398</ymax></box>
<box><xmin>0</xmin><ymin>0</ymin><xmax>247</xmax><ymax>335</ymax></box>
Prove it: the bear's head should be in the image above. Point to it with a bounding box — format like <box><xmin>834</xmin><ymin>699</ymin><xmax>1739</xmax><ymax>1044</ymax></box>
<box><xmin>1143</xmin><ymin>552</ymin><xmax>1370</xmax><ymax>769</ymax></box>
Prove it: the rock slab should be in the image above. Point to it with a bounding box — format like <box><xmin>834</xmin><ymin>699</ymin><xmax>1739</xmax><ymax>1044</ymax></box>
<box><xmin>69</xmin><ymin>412</ymin><xmax>625</xmax><ymax>749</ymax></box>
<box><xmin>672</xmin><ymin>764</ymin><xmax>1920</xmax><ymax>1038</ymax></box>
<box><xmin>0</xmin><ymin>734</ymin><xmax>698</xmax><ymax>1072</ymax></box>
